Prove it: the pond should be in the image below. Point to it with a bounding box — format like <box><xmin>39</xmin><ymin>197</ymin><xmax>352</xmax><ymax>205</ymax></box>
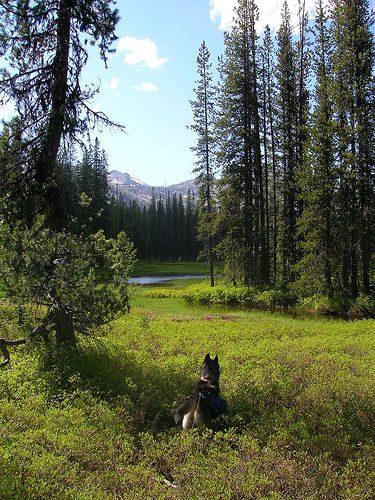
<box><xmin>128</xmin><ymin>275</ymin><xmax>205</xmax><ymax>285</ymax></box>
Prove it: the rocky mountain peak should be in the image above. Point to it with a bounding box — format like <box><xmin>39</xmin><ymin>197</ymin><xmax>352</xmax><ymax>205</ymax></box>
<box><xmin>108</xmin><ymin>170</ymin><xmax>197</xmax><ymax>207</ymax></box>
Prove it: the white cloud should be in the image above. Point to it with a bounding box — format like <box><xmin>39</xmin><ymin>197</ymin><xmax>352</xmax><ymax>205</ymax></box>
<box><xmin>117</xmin><ymin>36</ymin><xmax>168</xmax><ymax>69</ymax></box>
<box><xmin>209</xmin><ymin>0</ymin><xmax>323</xmax><ymax>33</ymax></box>
<box><xmin>0</xmin><ymin>101</ymin><xmax>15</xmax><ymax>120</ymax></box>
<box><xmin>133</xmin><ymin>82</ymin><xmax>159</xmax><ymax>92</ymax></box>
<box><xmin>209</xmin><ymin>0</ymin><xmax>236</xmax><ymax>30</ymax></box>
<box><xmin>110</xmin><ymin>78</ymin><xmax>120</xmax><ymax>89</ymax></box>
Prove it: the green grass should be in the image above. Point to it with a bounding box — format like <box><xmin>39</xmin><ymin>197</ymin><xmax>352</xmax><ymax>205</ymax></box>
<box><xmin>0</xmin><ymin>281</ymin><xmax>8</xmax><ymax>298</ymax></box>
<box><xmin>132</xmin><ymin>278</ymin><xmax>298</xmax><ymax>320</ymax></box>
<box><xmin>2</xmin><ymin>292</ymin><xmax>375</xmax><ymax>498</ymax></box>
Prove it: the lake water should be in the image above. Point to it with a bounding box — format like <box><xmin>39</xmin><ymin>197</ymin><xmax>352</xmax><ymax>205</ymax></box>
<box><xmin>128</xmin><ymin>275</ymin><xmax>205</xmax><ymax>285</ymax></box>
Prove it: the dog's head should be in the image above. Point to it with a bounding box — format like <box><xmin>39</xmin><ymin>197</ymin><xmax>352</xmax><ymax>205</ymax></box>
<box><xmin>200</xmin><ymin>353</ymin><xmax>222</xmax><ymax>381</ymax></box>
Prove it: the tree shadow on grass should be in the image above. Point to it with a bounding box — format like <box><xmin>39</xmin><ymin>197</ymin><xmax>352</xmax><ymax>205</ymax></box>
<box><xmin>37</xmin><ymin>339</ymin><xmax>196</xmax><ymax>434</ymax></box>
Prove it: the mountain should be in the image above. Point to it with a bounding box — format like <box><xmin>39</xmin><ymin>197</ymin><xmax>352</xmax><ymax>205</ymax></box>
<box><xmin>108</xmin><ymin>170</ymin><xmax>197</xmax><ymax>207</ymax></box>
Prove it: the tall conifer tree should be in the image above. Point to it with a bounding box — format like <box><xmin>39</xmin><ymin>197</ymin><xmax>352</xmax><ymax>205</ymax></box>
<box><xmin>261</xmin><ymin>25</ymin><xmax>279</xmax><ymax>283</ymax></box>
<box><xmin>0</xmin><ymin>0</ymin><xmax>123</xmax><ymax>221</ymax></box>
<box><xmin>276</xmin><ymin>1</ymin><xmax>299</xmax><ymax>284</ymax></box>
<box><xmin>189</xmin><ymin>41</ymin><xmax>217</xmax><ymax>285</ymax></box>
<box><xmin>216</xmin><ymin>0</ymin><xmax>264</xmax><ymax>285</ymax></box>
<box><xmin>295</xmin><ymin>0</ymin><xmax>336</xmax><ymax>297</ymax></box>
<box><xmin>331</xmin><ymin>0</ymin><xmax>375</xmax><ymax>296</ymax></box>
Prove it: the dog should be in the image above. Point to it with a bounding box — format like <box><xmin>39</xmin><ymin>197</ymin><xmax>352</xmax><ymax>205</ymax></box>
<box><xmin>173</xmin><ymin>353</ymin><xmax>227</xmax><ymax>430</ymax></box>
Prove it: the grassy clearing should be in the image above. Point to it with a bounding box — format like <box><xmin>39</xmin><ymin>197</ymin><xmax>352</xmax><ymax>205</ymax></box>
<box><xmin>1</xmin><ymin>291</ymin><xmax>375</xmax><ymax>498</ymax></box>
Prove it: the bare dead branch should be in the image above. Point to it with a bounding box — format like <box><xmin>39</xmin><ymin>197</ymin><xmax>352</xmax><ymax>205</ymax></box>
<box><xmin>0</xmin><ymin>337</ymin><xmax>27</xmax><ymax>367</ymax></box>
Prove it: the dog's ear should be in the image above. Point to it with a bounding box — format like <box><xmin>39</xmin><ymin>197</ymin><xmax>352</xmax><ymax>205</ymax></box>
<box><xmin>214</xmin><ymin>354</ymin><xmax>219</xmax><ymax>364</ymax></box>
<box><xmin>204</xmin><ymin>353</ymin><xmax>211</xmax><ymax>362</ymax></box>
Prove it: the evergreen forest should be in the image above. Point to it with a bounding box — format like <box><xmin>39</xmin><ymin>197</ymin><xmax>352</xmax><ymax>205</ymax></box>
<box><xmin>192</xmin><ymin>0</ymin><xmax>375</xmax><ymax>305</ymax></box>
<box><xmin>0</xmin><ymin>0</ymin><xmax>374</xmax><ymax>337</ymax></box>
<box><xmin>55</xmin><ymin>138</ymin><xmax>200</xmax><ymax>262</ymax></box>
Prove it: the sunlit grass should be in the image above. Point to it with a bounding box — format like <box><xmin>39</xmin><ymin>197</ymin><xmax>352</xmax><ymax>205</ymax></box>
<box><xmin>1</xmin><ymin>289</ymin><xmax>375</xmax><ymax>497</ymax></box>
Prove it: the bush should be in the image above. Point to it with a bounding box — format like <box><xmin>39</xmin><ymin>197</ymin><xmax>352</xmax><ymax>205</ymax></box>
<box><xmin>142</xmin><ymin>288</ymin><xmax>182</xmax><ymax>299</ymax></box>
<box><xmin>181</xmin><ymin>284</ymin><xmax>255</xmax><ymax>305</ymax></box>
<box><xmin>180</xmin><ymin>284</ymin><xmax>296</xmax><ymax>310</ymax></box>
<box><xmin>298</xmin><ymin>294</ymin><xmax>375</xmax><ymax>318</ymax></box>
<box><xmin>0</xmin><ymin>218</ymin><xmax>136</xmax><ymax>346</ymax></box>
<box><xmin>254</xmin><ymin>289</ymin><xmax>297</xmax><ymax>308</ymax></box>
<box><xmin>349</xmin><ymin>294</ymin><xmax>375</xmax><ymax>319</ymax></box>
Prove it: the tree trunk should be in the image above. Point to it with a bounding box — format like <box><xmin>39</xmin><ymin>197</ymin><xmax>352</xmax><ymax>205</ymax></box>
<box><xmin>208</xmin><ymin>235</ymin><xmax>215</xmax><ymax>287</ymax></box>
<box><xmin>35</xmin><ymin>0</ymin><xmax>72</xmax><ymax>185</ymax></box>
<box><xmin>55</xmin><ymin>307</ymin><xmax>76</xmax><ymax>347</ymax></box>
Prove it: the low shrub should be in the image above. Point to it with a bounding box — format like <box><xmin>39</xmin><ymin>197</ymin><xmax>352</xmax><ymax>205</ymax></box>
<box><xmin>298</xmin><ymin>294</ymin><xmax>375</xmax><ymax>318</ymax></box>
<box><xmin>298</xmin><ymin>295</ymin><xmax>337</xmax><ymax>315</ymax></box>
<box><xmin>180</xmin><ymin>284</ymin><xmax>296</xmax><ymax>310</ymax></box>
<box><xmin>254</xmin><ymin>289</ymin><xmax>297</xmax><ymax>308</ymax></box>
<box><xmin>182</xmin><ymin>284</ymin><xmax>255</xmax><ymax>305</ymax></box>
<box><xmin>142</xmin><ymin>288</ymin><xmax>183</xmax><ymax>299</ymax></box>
<box><xmin>348</xmin><ymin>293</ymin><xmax>375</xmax><ymax>319</ymax></box>
<box><xmin>142</xmin><ymin>282</ymin><xmax>375</xmax><ymax>319</ymax></box>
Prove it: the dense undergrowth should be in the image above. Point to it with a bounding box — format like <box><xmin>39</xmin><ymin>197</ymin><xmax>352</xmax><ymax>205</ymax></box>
<box><xmin>142</xmin><ymin>282</ymin><xmax>375</xmax><ymax>319</ymax></box>
<box><xmin>2</xmin><ymin>295</ymin><xmax>375</xmax><ymax>498</ymax></box>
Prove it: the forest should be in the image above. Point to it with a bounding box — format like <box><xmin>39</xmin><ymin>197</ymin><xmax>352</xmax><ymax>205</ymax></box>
<box><xmin>0</xmin><ymin>0</ymin><xmax>373</xmax><ymax>310</ymax></box>
<box><xmin>55</xmin><ymin>138</ymin><xmax>200</xmax><ymax>262</ymax></box>
<box><xmin>0</xmin><ymin>0</ymin><xmax>373</xmax><ymax>347</ymax></box>
<box><xmin>191</xmin><ymin>0</ymin><xmax>375</xmax><ymax>304</ymax></box>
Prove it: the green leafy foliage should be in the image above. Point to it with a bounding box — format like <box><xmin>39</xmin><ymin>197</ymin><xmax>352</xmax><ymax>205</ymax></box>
<box><xmin>164</xmin><ymin>283</ymin><xmax>298</xmax><ymax>309</ymax></box>
<box><xmin>142</xmin><ymin>288</ymin><xmax>182</xmax><ymax>299</ymax></box>
<box><xmin>0</xmin><ymin>217</ymin><xmax>136</xmax><ymax>345</ymax></box>
<box><xmin>109</xmin><ymin>231</ymin><xmax>138</xmax><ymax>313</ymax></box>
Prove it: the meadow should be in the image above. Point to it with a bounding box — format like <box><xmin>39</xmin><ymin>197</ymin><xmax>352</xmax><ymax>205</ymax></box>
<box><xmin>1</xmin><ymin>270</ymin><xmax>375</xmax><ymax>498</ymax></box>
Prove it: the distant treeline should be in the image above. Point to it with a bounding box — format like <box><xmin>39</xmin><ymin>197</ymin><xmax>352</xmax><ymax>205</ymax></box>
<box><xmin>55</xmin><ymin>138</ymin><xmax>200</xmax><ymax>261</ymax></box>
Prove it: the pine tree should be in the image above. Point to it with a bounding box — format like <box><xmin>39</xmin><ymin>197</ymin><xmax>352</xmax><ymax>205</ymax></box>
<box><xmin>216</xmin><ymin>0</ymin><xmax>265</xmax><ymax>285</ymax></box>
<box><xmin>55</xmin><ymin>143</ymin><xmax>79</xmax><ymax>227</ymax></box>
<box><xmin>261</xmin><ymin>25</ymin><xmax>279</xmax><ymax>283</ymax></box>
<box><xmin>156</xmin><ymin>196</ymin><xmax>165</xmax><ymax>261</ymax></box>
<box><xmin>189</xmin><ymin>41</ymin><xmax>217</xmax><ymax>285</ymax></box>
<box><xmin>171</xmin><ymin>193</ymin><xmax>179</xmax><ymax>260</ymax></box>
<box><xmin>296</xmin><ymin>0</ymin><xmax>311</xmax><ymax>217</ymax></box>
<box><xmin>275</xmin><ymin>1</ymin><xmax>299</xmax><ymax>285</ymax></box>
<box><xmin>148</xmin><ymin>189</ymin><xmax>158</xmax><ymax>260</ymax></box>
<box><xmin>295</xmin><ymin>0</ymin><xmax>336</xmax><ymax>298</ymax></box>
<box><xmin>331</xmin><ymin>0</ymin><xmax>375</xmax><ymax>296</ymax></box>
<box><xmin>184</xmin><ymin>190</ymin><xmax>196</xmax><ymax>260</ymax></box>
<box><xmin>91</xmin><ymin>138</ymin><xmax>110</xmax><ymax>233</ymax></box>
<box><xmin>176</xmin><ymin>194</ymin><xmax>185</xmax><ymax>259</ymax></box>
<box><xmin>0</xmin><ymin>0</ymin><xmax>123</xmax><ymax>220</ymax></box>
<box><xmin>76</xmin><ymin>139</ymin><xmax>110</xmax><ymax>233</ymax></box>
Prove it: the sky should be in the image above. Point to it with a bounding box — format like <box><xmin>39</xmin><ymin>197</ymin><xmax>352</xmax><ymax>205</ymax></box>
<box><xmin>1</xmin><ymin>0</ymin><xmax>374</xmax><ymax>186</ymax></box>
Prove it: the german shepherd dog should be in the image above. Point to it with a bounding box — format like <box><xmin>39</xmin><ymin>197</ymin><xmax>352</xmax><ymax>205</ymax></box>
<box><xmin>173</xmin><ymin>354</ymin><xmax>227</xmax><ymax>430</ymax></box>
